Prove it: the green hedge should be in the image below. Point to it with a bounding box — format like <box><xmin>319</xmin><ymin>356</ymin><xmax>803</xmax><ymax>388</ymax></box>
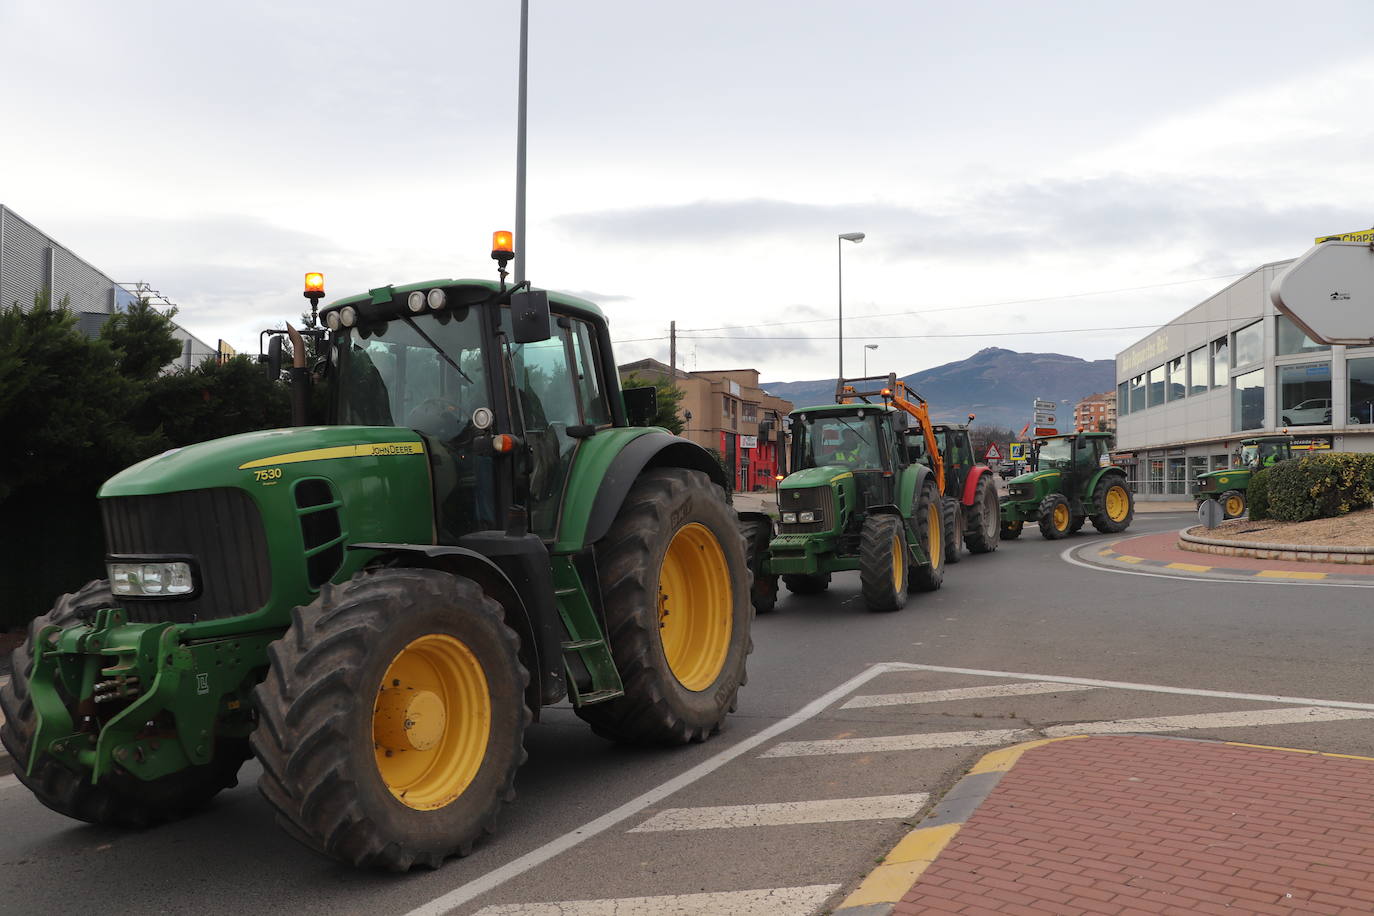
<box><xmin>1263</xmin><ymin>452</ymin><xmax>1374</xmax><ymax>522</ymax></box>
<box><xmin>1248</xmin><ymin>467</ymin><xmax>1271</xmax><ymax>520</ymax></box>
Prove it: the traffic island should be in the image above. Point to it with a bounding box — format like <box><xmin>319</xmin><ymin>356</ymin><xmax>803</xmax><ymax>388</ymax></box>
<box><xmin>1086</xmin><ymin>531</ymin><xmax>1374</xmax><ymax>582</ymax></box>
<box><xmin>1180</xmin><ymin>508</ymin><xmax>1374</xmax><ymax>565</ymax></box>
<box><xmin>837</xmin><ymin>735</ymin><xmax>1374</xmax><ymax>915</ymax></box>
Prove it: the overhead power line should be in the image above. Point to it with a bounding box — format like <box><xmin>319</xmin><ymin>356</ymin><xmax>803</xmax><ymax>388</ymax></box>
<box><xmin>675</xmin><ymin>314</ymin><xmax>1262</xmax><ymax>342</ymax></box>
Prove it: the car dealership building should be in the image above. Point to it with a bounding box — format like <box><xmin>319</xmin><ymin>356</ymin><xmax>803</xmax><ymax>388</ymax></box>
<box><xmin>1114</xmin><ymin>257</ymin><xmax>1374</xmax><ymax>499</ymax></box>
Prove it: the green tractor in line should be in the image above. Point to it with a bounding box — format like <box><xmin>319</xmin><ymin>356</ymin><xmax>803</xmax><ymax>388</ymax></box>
<box><xmin>759</xmin><ymin>375</ymin><xmax>947</xmax><ymax>614</ymax></box>
<box><xmin>1192</xmin><ymin>435</ymin><xmax>1294</xmax><ymax>519</ymax></box>
<box><xmin>999</xmin><ymin>432</ymin><xmax>1134</xmax><ymax>539</ymax></box>
<box><xmin>1</xmin><ymin>261</ymin><xmax>762</xmax><ymax>870</ymax></box>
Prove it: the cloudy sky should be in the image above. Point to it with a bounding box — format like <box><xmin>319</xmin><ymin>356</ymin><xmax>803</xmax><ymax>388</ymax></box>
<box><xmin>4</xmin><ymin>0</ymin><xmax>1371</xmax><ymax>383</ymax></box>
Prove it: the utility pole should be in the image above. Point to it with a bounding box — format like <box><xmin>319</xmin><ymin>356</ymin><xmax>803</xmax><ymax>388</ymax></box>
<box><xmin>514</xmin><ymin>0</ymin><xmax>529</xmax><ymax>285</ymax></box>
<box><xmin>669</xmin><ymin>320</ymin><xmax>677</xmax><ymax>375</ymax></box>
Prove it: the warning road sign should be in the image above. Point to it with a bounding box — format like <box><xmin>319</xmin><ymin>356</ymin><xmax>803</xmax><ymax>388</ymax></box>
<box><xmin>984</xmin><ymin>443</ymin><xmax>1003</xmax><ymax>461</ymax></box>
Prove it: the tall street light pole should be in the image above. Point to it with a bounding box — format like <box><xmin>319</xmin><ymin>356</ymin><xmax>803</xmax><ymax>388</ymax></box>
<box><xmin>837</xmin><ymin>231</ymin><xmax>865</xmax><ymax>380</ymax></box>
<box><xmin>514</xmin><ymin>0</ymin><xmax>529</xmax><ymax>285</ymax></box>
<box><xmin>864</xmin><ymin>343</ymin><xmax>879</xmax><ymax>375</ymax></box>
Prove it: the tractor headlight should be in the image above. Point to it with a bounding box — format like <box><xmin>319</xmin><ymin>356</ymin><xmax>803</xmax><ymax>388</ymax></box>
<box><xmin>407</xmin><ymin>290</ymin><xmax>427</xmax><ymax>313</ymax></box>
<box><xmin>339</xmin><ymin>306</ymin><xmax>358</xmax><ymax>328</ymax></box>
<box><xmin>799</xmin><ymin>510</ymin><xmax>820</xmax><ymax>523</ymax></box>
<box><xmin>781</xmin><ymin>512</ymin><xmax>798</xmax><ymax>524</ymax></box>
<box><xmin>325</xmin><ymin>310</ymin><xmax>342</xmax><ymax>332</ymax></box>
<box><xmin>109</xmin><ymin>561</ymin><xmax>196</xmax><ymax>597</ymax></box>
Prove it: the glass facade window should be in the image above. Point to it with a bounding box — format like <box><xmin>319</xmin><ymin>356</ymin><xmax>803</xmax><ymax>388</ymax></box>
<box><xmin>1117</xmin><ymin>381</ymin><xmax>1129</xmax><ymax>417</ymax></box>
<box><xmin>1146</xmin><ymin>457</ymin><xmax>1165</xmax><ymax>496</ymax></box>
<box><xmin>1232</xmin><ymin>367</ymin><xmax>1265</xmax><ymax>431</ymax></box>
<box><xmin>1187</xmin><ymin>455</ymin><xmax>1208</xmax><ymax>486</ymax></box>
<box><xmin>1129</xmin><ymin>374</ymin><xmax>1146</xmax><ymax>413</ymax></box>
<box><xmin>1167</xmin><ymin>356</ymin><xmax>1186</xmax><ymax>401</ymax></box>
<box><xmin>1210</xmin><ymin>337</ymin><xmax>1229</xmax><ymax>388</ymax></box>
<box><xmin>1211</xmin><ymin>454</ymin><xmax>1230</xmax><ymax>471</ymax></box>
<box><xmin>1276</xmin><ymin>315</ymin><xmax>1329</xmax><ymax>356</ymax></box>
<box><xmin>1234</xmin><ymin>321</ymin><xmax>1263</xmax><ymax>369</ymax></box>
<box><xmin>1167</xmin><ymin>457</ymin><xmax>1187</xmax><ymax>496</ymax></box>
<box><xmin>1350</xmin><ymin>357</ymin><xmax>1374</xmax><ymax>426</ymax></box>
<box><xmin>1148</xmin><ymin>365</ymin><xmax>1166</xmax><ymax>407</ymax></box>
<box><xmin>1188</xmin><ymin>347</ymin><xmax>1208</xmax><ymax>395</ymax></box>
<box><xmin>1277</xmin><ymin>362</ymin><xmax>1331</xmax><ymax>427</ymax></box>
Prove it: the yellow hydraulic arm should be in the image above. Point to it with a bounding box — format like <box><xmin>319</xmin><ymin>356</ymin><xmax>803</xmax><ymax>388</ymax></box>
<box><xmin>836</xmin><ymin>373</ymin><xmax>945</xmax><ymax>494</ymax></box>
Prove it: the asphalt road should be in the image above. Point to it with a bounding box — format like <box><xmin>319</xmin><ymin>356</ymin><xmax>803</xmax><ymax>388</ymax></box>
<box><xmin>4</xmin><ymin>512</ymin><xmax>1372</xmax><ymax>915</ymax></box>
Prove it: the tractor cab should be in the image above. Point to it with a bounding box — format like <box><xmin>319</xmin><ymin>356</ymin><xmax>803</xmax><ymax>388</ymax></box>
<box><xmin>788</xmin><ymin>405</ymin><xmax>905</xmax><ymax>520</ymax></box>
<box><xmin>1239</xmin><ymin>435</ymin><xmax>1293</xmax><ymax>470</ymax></box>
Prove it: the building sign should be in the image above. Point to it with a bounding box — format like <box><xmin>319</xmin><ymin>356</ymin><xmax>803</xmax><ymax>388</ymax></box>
<box><xmin>1316</xmin><ymin>228</ymin><xmax>1374</xmax><ymax>244</ymax></box>
<box><xmin>1292</xmin><ymin>436</ymin><xmax>1332</xmax><ymax>451</ymax></box>
<box><xmin>1118</xmin><ymin>329</ymin><xmax>1178</xmax><ymax>376</ymax></box>
<box><xmin>740</xmin><ymin>435</ymin><xmax>757</xmax><ymax>449</ymax></box>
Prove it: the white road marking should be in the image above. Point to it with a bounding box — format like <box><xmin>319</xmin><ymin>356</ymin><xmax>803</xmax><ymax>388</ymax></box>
<box><xmin>471</xmin><ymin>884</ymin><xmax>843</xmax><ymax>916</ymax></box>
<box><xmin>1062</xmin><ymin>534</ymin><xmax>1374</xmax><ymax>588</ymax></box>
<box><xmin>403</xmin><ymin>665</ymin><xmax>892</xmax><ymax>916</ymax></box>
<box><xmin>762</xmin><ymin>727</ymin><xmax>1031</xmax><ymax>758</ymax></box>
<box><xmin>1044</xmin><ymin>706</ymin><xmax>1374</xmax><ymax>737</ymax></box>
<box><xmin>629</xmin><ymin>793</ymin><xmax>929</xmax><ymax>832</ymax></box>
<box><xmin>841</xmin><ymin>681</ymin><xmax>1097</xmax><ymax>709</ymax></box>
<box><xmin>0</xmin><ymin>774</ymin><xmax>20</xmax><ymax>793</ymax></box>
<box><xmin>884</xmin><ymin>663</ymin><xmax>1374</xmax><ymax>711</ymax></box>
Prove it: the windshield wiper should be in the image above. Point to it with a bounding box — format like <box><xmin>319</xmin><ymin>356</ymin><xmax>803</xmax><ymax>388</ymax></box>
<box><xmin>402</xmin><ymin>316</ymin><xmax>473</xmax><ymax>384</ymax></box>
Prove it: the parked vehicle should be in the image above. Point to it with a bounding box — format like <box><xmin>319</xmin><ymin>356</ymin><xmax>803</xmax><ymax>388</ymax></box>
<box><xmin>1281</xmin><ymin>399</ymin><xmax>1332</xmax><ymax>426</ymax></box>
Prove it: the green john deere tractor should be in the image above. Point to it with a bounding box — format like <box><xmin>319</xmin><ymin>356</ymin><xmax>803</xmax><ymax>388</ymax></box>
<box><xmin>999</xmin><ymin>432</ymin><xmax>1134</xmax><ymax>539</ymax></box>
<box><xmin>1</xmin><ymin>271</ymin><xmax>761</xmax><ymax>870</ymax></box>
<box><xmin>763</xmin><ymin>377</ymin><xmax>945</xmax><ymax>613</ymax></box>
<box><xmin>1193</xmin><ymin>435</ymin><xmax>1293</xmax><ymax>519</ymax></box>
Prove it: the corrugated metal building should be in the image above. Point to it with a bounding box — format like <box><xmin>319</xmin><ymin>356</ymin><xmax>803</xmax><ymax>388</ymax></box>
<box><xmin>0</xmin><ymin>204</ymin><xmax>216</xmax><ymax>369</ymax></box>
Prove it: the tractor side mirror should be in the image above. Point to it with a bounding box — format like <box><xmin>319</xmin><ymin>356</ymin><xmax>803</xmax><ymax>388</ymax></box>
<box><xmin>511</xmin><ymin>290</ymin><xmax>552</xmax><ymax>344</ymax></box>
<box><xmin>266</xmin><ymin>335</ymin><xmax>284</xmax><ymax>381</ymax></box>
<box><xmin>623</xmin><ymin>386</ymin><xmax>658</xmax><ymax>426</ymax></box>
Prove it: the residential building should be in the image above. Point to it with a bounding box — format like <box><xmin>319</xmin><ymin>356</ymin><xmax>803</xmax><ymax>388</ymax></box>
<box><xmin>1</xmin><ymin>204</ymin><xmax>216</xmax><ymax>369</ymax></box>
<box><xmin>619</xmin><ymin>358</ymin><xmax>794</xmax><ymax>492</ymax></box>
<box><xmin>1114</xmin><ymin>258</ymin><xmax>1374</xmax><ymax>499</ymax></box>
<box><xmin>1073</xmin><ymin>390</ymin><xmax>1117</xmax><ymax>433</ymax></box>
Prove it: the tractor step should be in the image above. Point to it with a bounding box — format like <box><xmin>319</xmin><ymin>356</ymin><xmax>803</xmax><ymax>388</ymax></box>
<box><xmin>550</xmin><ymin>555</ymin><xmax>625</xmax><ymax>707</ymax></box>
<box><xmin>575</xmin><ymin>689</ymin><xmax>622</xmax><ymax>705</ymax></box>
<box><xmin>561</xmin><ymin>638</ymin><xmax>604</xmax><ymax>650</ymax></box>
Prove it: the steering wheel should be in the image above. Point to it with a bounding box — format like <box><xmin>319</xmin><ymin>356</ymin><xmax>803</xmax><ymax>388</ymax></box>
<box><xmin>407</xmin><ymin>398</ymin><xmax>465</xmax><ymax>441</ymax></box>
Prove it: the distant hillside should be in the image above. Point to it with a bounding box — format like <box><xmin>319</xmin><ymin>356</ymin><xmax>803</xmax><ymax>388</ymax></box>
<box><xmin>762</xmin><ymin>347</ymin><xmax>1115</xmax><ymax>430</ymax></box>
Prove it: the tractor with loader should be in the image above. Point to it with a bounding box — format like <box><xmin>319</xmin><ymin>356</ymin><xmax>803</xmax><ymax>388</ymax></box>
<box><xmin>0</xmin><ymin>241</ymin><xmax>764</xmax><ymax>870</ymax></box>
<box><xmin>999</xmin><ymin>431</ymin><xmax>1134</xmax><ymax>539</ymax></box>
<box><xmin>1192</xmin><ymin>434</ymin><xmax>1294</xmax><ymax>519</ymax></box>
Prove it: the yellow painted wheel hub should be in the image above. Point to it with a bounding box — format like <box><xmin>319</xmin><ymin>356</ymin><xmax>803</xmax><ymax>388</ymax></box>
<box><xmin>927</xmin><ymin>503</ymin><xmax>941</xmax><ymax>567</ymax></box>
<box><xmin>372</xmin><ymin>633</ymin><xmax>490</xmax><ymax>811</ymax></box>
<box><xmin>890</xmin><ymin>533</ymin><xmax>904</xmax><ymax>591</ymax></box>
<box><xmin>658</xmin><ymin>522</ymin><xmax>733</xmax><ymax>692</ymax></box>
<box><xmin>1105</xmin><ymin>486</ymin><xmax>1130</xmax><ymax>522</ymax></box>
<box><xmin>1052</xmin><ymin>503</ymin><xmax>1070</xmax><ymax>531</ymax></box>
<box><xmin>1225</xmin><ymin>494</ymin><xmax>1244</xmax><ymax>516</ymax></box>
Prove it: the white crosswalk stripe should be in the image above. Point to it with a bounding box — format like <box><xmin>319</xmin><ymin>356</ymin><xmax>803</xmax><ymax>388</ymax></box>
<box><xmin>1043</xmin><ymin>705</ymin><xmax>1374</xmax><ymax>737</ymax></box>
<box><xmin>762</xmin><ymin>727</ymin><xmax>1031</xmax><ymax>758</ymax></box>
<box><xmin>629</xmin><ymin>793</ymin><xmax>929</xmax><ymax>832</ymax></box>
<box><xmin>841</xmin><ymin>681</ymin><xmax>1097</xmax><ymax>709</ymax></box>
<box><xmin>471</xmin><ymin>884</ymin><xmax>843</xmax><ymax>915</ymax></box>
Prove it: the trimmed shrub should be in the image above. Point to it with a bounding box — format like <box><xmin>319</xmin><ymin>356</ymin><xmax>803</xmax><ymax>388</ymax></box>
<box><xmin>1247</xmin><ymin>467</ymin><xmax>1271</xmax><ymax>520</ymax></box>
<box><xmin>1264</xmin><ymin>452</ymin><xmax>1374</xmax><ymax>522</ymax></box>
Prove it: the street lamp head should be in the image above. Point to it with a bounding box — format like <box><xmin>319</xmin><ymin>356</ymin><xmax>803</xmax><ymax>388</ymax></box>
<box><xmin>865</xmin><ymin>344</ymin><xmax>879</xmax><ymax>351</ymax></box>
<box><xmin>839</xmin><ymin>232</ymin><xmax>866</xmax><ymax>243</ymax></box>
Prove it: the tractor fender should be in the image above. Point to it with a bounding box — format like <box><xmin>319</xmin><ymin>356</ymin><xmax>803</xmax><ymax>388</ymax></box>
<box><xmin>349</xmin><ymin>541</ymin><xmax>563</xmax><ymax>712</ymax></box>
<box><xmin>897</xmin><ymin>461</ymin><xmax>937</xmax><ymax>515</ymax></box>
<box><xmin>962</xmin><ymin>465</ymin><xmax>991</xmax><ymax>506</ymax></box>
<box><xmin>578</xmin><ymin>431</ymin><xmax>729</xmax><ymax>550</ymax></box>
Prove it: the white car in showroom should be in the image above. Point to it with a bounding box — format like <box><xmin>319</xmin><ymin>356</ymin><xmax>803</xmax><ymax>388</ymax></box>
<box><xmin>1281</xmin><ymin>398</ymin><xmax>1331</xmax><ymax>425</ymax></box>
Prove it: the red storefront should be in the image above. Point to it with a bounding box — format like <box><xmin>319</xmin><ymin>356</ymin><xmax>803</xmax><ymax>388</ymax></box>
<box><xmin>721</xmin><ymin>433</ymin><xmax>782</xmax><ymax>492</ymax></box>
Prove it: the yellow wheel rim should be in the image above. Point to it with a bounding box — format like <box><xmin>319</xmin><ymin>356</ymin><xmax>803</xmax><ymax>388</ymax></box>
<box><xmin>658</xmin><ymin>522</ymin><xmax>733</xmax><ymax>692</ymax></box>
<box><xmin>1226</xmin><ymin>495</ymin><xmax>1244</xmax><ymax>516</ymax></box>
<box><xmin>890</xmin><ymin>533</ymin><xmax>904</xmax><ymax>591</ymax></box>
<box><xmin>927</xmin><ymin>503</ymin><xmax>941</xmax><ymax>567</ymax></box>
<box><xmin>373</xmin><ymin>633</ymin><xmax>490</xmax><ymax>811</ymax></box>
<box><xmin>1052</xmin><ymin>503</ymin><xmax>1070</xmax><ymax>531</ymax></box>
<box><xmin>1105</xmin><ymin>486</ymin><xmax>1129</xmax><ymax>522</ymax></box>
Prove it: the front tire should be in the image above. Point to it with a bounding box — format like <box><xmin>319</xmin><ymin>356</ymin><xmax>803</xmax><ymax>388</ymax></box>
<box><xmin>1219</xmin><ymin>489</ymin><xmax>1246</xmax><ymax>520</ymax></box>
<box><xmin>0</xmin><ymin>580</ymin><xmax>249</xmax><ymax>829</ymax></box>
<box><xmin>1037</xmin><ymin>493</ymin><xmax>1073</xmax><ymax>539</ymax></box>
<box><xmin>576</xmin><ymin>469</ymin><xmax>752</xmax><ymax>746</ymax></box>
<box><xmin>1091</xmin><ymin>476</ymin><xmax>1135</xmax><ymax>533</ymax></box>
<box><xmin>251</xmin><ymin>567</ymin><xmax>529</xmax><ymax>870</ymax></box>
<box><xmin>909</xmin><ymin>479</ymin><xmax>946</xmax><ymax>593</ymax></box>
<box><xmin>963</xmin><ymin>474</ymin><xmax>1000</xmax><ymax>554</ymax></box>
<box><xmin>859</xmin><ymin>514</ymin><xmax>909</xmax><ymax>612</ymax></box>
<box><xmin>1001</xmin><ymin>518</ymin><xmax>1024</xmax><ymax>540</ymax></box>
<box><xmin>740</xmin><ymin>515</ymin><xmax>778</xmax><ymax>615</ymax></box>
<box><xmin>942</xmin><ymin>497</ymin><xmax>964</xmax><ymax>565</ymax></box>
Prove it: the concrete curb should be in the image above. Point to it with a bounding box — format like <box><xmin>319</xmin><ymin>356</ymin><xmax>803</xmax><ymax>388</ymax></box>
<box><xmin>832</xmin><ymin>736</ymin><xmax>1088</xmax><ymax>914</ymax></box>
<box><xmin>1179</xmin><ymin>529</ymin><xmax>1374</xmax><ymax>565</ymax></box>
<box><xmin>1083</xmin><ymin>536</ymin><xmax>1374</xmax><ymax>584</ymax></box>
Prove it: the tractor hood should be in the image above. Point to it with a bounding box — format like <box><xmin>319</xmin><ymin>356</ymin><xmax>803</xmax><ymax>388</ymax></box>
<box><xmin>1006</xmin><ymin>468</ymin><xmax>1061</xmax><ymax>489</ymax></box>
<box><xmin>778</xmin><ymin>464</ymin><xmax>853</xmax><ymax>490</ymax></box>
<box><xmin>1194</xmin><ymin>467</ymin><xmax>1249</xmax><ymax>494</ymax></box>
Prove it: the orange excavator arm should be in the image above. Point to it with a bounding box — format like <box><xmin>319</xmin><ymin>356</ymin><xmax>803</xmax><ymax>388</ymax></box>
<box><xmin>888</xmin><ymin>381</ymin><xmax>945</xmax><ymax>495</ymax></box>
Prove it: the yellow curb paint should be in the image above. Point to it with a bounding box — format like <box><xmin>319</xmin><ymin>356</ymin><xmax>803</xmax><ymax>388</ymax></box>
<box><xmin>967</xmin><ymin>735</ymin><xmax>1087</xmax><ymax>775</ymax></box>
<box><xmin>1116</xmin><ymin>555</ymin><xmax>1144</xmax><ymax>564</ymax></box>
<box><xmin>1256</xmin><ymin>570</ymin><xmax>1327</xmax><ymax>580</ymax></box>
<box><xmin>1098</xmin><ymin>549</ymin><xmax>1114</xmax><ymax>557</ymax></box>
<box><xmin>883</xmin><ymin>823</ymin><xmax>961</xmax><ymax>864</ymax></box>
<box><xmin>1224</xmin><ymin>741</ymin><xmax>1374</xmax><ymax>763</ymax></box>
<box><xmin>1166</xmin><ymin>561</ymin><xmax>1212</xmax><ymax>572</ymax></box>
<box><xmin>840</xmin><ymin>861</ymin><xmax>930</xmax><ymax>908</ymax></box>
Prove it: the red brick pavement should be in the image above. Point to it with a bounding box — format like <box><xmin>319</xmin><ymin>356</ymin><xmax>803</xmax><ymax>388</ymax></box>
<box><xmin>898</xmin><ymin>736</ymin><xmax>1374</xmax><ymax>915</ymax></box>
<box><xmin>1109</xmin><ymin>531</ymin><xmax>1374</xmax><ymax>576</ymax></box>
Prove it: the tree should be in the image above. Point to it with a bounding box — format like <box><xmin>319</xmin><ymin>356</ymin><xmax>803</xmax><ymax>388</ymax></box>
<box><xmin>137</xmin><ymin>355</ymin><xmax>292</xmax><ymax>446</ymax></box>
<box><xmin>969</xmin><ymin>423</ymin><xmax>1017</xmax><ymax>463</ymax></box>
<box><xmin>100</xmin><ymin>297</ymin><xmax>183</xmax><ymax>381</ymax></box>
<box><xmin>620</xmin><ymin>371</ymin><xmax>685</xmax><ymax>434</ymax></box>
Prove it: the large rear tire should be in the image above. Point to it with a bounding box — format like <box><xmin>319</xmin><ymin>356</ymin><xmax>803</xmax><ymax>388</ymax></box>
<box><xmin>963</xmin><ymin>474</ymin><xmax>1000</xmax><ymax>554</ymax></box>
<box><xmin>1038</xmin><ymin>493</ymin><xmax>1073</xmax><ymax>540</ymax></box>
<box><xmin>252</xmin><ymin>567</ymin><xmax>529</xmax><ymax>870</ymax></box>
<box><xmin>0</xmin><ymin>580</ymin><xmax>248</xmax><ymax>828</ymax></box>
<box><xmin>576</xmin><ymin>469</ymin><xmax>752</xmax><ymax>746</ymax></box>
<box><xmin>859</xmin><ymin>513</ymin><xmax>909</xmax><ymax>612</ymax></box>
<box><xmin>739</xmin><ymin>515</ymin><xmax>778</xmax><ymax>615</ymax></box>
<box><xmin>1091</xmin><ymin>476</ymin><xmax>1135</xmax><ymax>533</ymax></box>
<box><xmin>908</xmin><ymin>479</ymin><xmax>946</xmax><ymax>593</ymax></box>
<box><xmin>783</xmin><ymin>573</ymin><xmax>830</xmax><ymax>594</ymax></box>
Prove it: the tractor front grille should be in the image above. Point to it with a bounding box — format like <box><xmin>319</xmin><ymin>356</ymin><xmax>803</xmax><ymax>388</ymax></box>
<box><xmin>778</xmin><ymin>486</ymin><xmax>835</xmax><ymax>534</ymax></box>
<box><xmin>101</xmin><ymin>488</ymin><xmax>272</xmax><ymax>624</ymax></box>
